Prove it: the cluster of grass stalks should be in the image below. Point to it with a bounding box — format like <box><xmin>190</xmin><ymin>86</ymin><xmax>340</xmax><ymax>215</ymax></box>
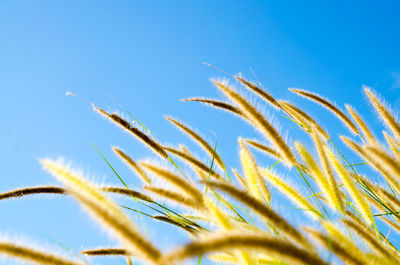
<box><xmin>2</xmin><ymin>74</ymin><xmax>400</xmax><ymax>265</ymax></box>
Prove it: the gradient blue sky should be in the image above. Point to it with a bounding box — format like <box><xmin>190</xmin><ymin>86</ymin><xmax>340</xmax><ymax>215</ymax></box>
<box><xmin>1</xmin><ymin>1</ymin><xmax>400</xmax><ymax>264</ymax></box>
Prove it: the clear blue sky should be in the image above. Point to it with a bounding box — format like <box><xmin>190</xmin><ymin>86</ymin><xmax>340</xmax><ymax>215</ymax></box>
<box><xmin>0</xmin><ymin>1</ymin><xmax>399</xmax><ymax>264</ymax></box>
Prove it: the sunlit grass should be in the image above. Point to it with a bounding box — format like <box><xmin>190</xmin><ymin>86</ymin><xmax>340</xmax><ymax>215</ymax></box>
<box><xmin>2</xmin><ymin>74</ymin><xmax>400</xmax><ymax>264</ymax></box>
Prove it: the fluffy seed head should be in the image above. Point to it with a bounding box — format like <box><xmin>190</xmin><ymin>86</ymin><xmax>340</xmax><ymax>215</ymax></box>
<box><xmin>239</xmin><ymin>140</ymin><xmax>270</xmax><ymax>202</ymax></box>
<box><xmin>40</xmin><ymin>159</ymin><xmax>161</xmax><ymax>263</ymax></box>
<box><xmin>259</xmin><ymin>168</ymin><xmax>322</xmax><ymax>220</ymax></box>
<box><xmin>182</xmin><ymin>97</ymin><xmax>244</xmax><ymax>116</ymax></box>
<box><xmin>0</xmin><ymin>240</ymin><xmax>83</xmax><ymax>265</ymax></box>
<box><xmin>290</xmin><ymin>88</ymin><xmax>359</xmax><ymax>135</ymax></box>
<box><xmin>243</xmin><ymin>139</ymin><xmax>283</xmax><ymax>161</ymax></box>
<box><xmin>202</xmin><ymin>180</ymin><xmax>310</xmax><ymax>248</ymax></box>
<box><xmin>364</xmin><ymin>86</ymin><xmax>400</xmax><ymax>141</ymax></box>
<box><xmin>161</xmin><ymin>231</ymin><xmax>327</xmax><ymax>265</ymax></box>
<box><xmin>279</xmin><ymin>101</ymin><xmax>330</xmax><ymax>140</ymax></box>
<box><xmin>324</xmin><ymin>146</ymin><xmax>373</xmax><ymax>225</ymax></box>
<box><xmin>345</xmin><ymin>104</ymin><xmax>376</xmax><ymax>145</ymax></box>
<box><xmin>214</xmin><ymin>80</ymin><xmax>296</xmax><ymax>166</ymax></box>
<box><xmin>165</xmin><ymin>116</ymin><xmax>225</xmax><ymax>169</ymax></box>
<box><xmin>112</xmin><ymin>147</ymin><xmax>151</xmax><ymax>184</ymax></box>
<box><xmin>163</xmin><ymin>146</ymin><xmax>224</xmax><ymax>180</ymax></box>
<box><xmin>140</xmin><ymin>162</ymin><xmax>203</xmax><ymax>202</ymax></box>
<box><xmin>235</xmin><ymin>76</ymin><xmax>281</xmax><ymax>109</ymax></box>
<box><xmin>311</xmin><ymin>131</ymin><xmax>344</xmax><ymax>212</ymax></box>
<box><xmin>93</xmin><ymin>106</ymin><xmax>168</xmax><ymax>158</ymax></box>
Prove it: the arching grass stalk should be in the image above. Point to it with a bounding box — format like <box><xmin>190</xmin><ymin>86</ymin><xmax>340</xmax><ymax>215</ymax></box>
<box><xmin>91</xmin><ymin>144</ymin><xmax>207</xmax><ymax>232</ymax></box>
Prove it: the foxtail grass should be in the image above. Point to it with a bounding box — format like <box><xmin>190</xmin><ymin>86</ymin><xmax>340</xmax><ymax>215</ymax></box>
<box><xmin>143</xmin><ymin>186</ymin><xmax>202</xmax><ymax>209</ymax></box>
<box><xmin>311</xmin><ymin>130</ymin><xmax>344</xmax><ymax>212</ymax></box>
<box><xmin>161</xmin><ymin>231</ymin><xmax>327</xmax><ymax>265</ymax></box>
<box><xmin>163</xmin><ymin>146</ymin><xmax>224</xmax><ymax>180</ymax></box>
<box><xmin>231</xmin><ymin>168</ymin><xmax>247</xmax><ymax>190</ymax></box>
<box><xmin>112</xmin><ymin>147</ymin><xmax>151</xmax><ymax>184</ymax></box>
<box><xmin>93</xmin><ymin>106</ymin><xmax>168</xmax><ymax>158</ymax></box>
<box><xmin>202</xmin><ymin>180</ymin><xmax>310</xmax><ymax>248</ymax></box>
<box><xmin>289</xmin><ymin>88</ymin><xmax>359</xmax><ymax>135</ymax></box>
<box><xmin>0</xmin><ymin>241</ymin><xmax>83</xmax><ymax>265</ymax></box>
<box><xmin>323</xmin><ymin>221</ymin><xmax>371</xmax><ymax>264</ymax></box>
<box><xmin>362</xmin><ymin>145</ymin><xmax>400</xmax><ymax>195</ymax></box>
<box><xmin>181</xmin><ymin>97</ymin><xmax>244</xmax><ymax>117</ymax></box>
<box><xmin>140</xmin><ymin>162</ymin><xmax>203</xmax><ymax>202</ymax></box>
<box><xmin>0</xmin><ymin>185</ymin><xmax>153</xmax><ymax>202</ymax></box>
<box><xmin>279</xmin><ymin>100</ymin><xmax>329</xmax><ymax>140</ymax></box>
<box><xmin>165</xmin><ymin>117</ymin><xmax>225</xmax><ymax>170</ymax></box>
<box><xmin>342</xmin><ymin>218</ymin><xmax>399</xmax><ymax>263</ymax></box>
<box><xmin>294</xmin><ymin>142</ymin><xmax>334</xmax><ymax>209</ymax></box>
<box><xmin>364</xmin><ymin>86</ymin><xmax>400</xmax><ymax>141</ymax></box>
<box><xmin>5</xmin><ymin>73</ymin><xmax>400</xmax><ymax>265</ymax></box>
<box><xmin>242</xmin><ymin>139</ymin><xmax>283</xmax><ymax>161</ymax></box>
<box><xmin>40</xmin><ymin>159</ymin><xmax>161</xmax><ymax>263</ymax></box>
<box><xmin>324</xmin><ymin>146</ymin><xmax>373</xmax><ymax>225</ymax></box>
<box><xmin>345</xmin><ymin>104</ymin><xmax>376</xmax><ymax>145</ymax></box>
<box><xmin>239</xmin><ymin>140</ymin><xmax>270</xmax><ymax>202</ymax></box>
<box><xmin>305</xmin><ymin>227</ymin><xmax>369</xmax><ymax>265</ymax></box>
<box><xmin>214</xmin><ymin>80</ymin><xmax>297</xmax><ymax>166</ymax></box>
<box><xmin>235</xmin><ymin>76</ymin><xmax>281</xmax><ymax>109</ymax></box>
<box><xmin>81</xmin><ymin>248</ymin><xmax>129</xmax><ymax>256</ymax></box>
<box><xmin>258</xmin><ymin>168</ymin><xmax>322</xmax><ymax>219</ymax></box>
<box><xmin>384</xmin><ymin>131</ymin><xmax>400</xmax><ymax>161</ymax></box>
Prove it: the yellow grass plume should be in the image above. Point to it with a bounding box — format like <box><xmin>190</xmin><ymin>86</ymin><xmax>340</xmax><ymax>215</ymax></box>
<box><xmin>235</xmin><ymin>76</ymin><xmax>281</xmax><ymax>109</ymax></box>
<box><xmin>242</xmin><ymin>139</ymin><xmax>283</xmax><ymax>161</ymax></box>
<box><xmin>279</xmin><ymin>100</ymin><xmax>330</xmax><ymax>140</ymax></box>
<box><xmin>295</xmin><ymin>142</ymin><xmax>334</xmax><ymax>209</ymax></box>
<box><xmin>0</xmin><ymin>240</ymin><xmax>83</xmax><ymax>265</ymax></box>
<box><xmin>324</xmin><ymin>146</ymin><xmax>373</xmax><ymax>225</ymax></box>
<box><xmin>342</xmin><ymin>218</ymin><xmax>399</xmax><ymax>263</ymax></box>
<box><xmin>143</xmin><ymin>186</ymin><xmax>202</xmax><ymax>209</ymax></box>
<box><xmin>305</xmin><ymin>227</ymin><xmax>369</xmax><ymax>265</ymax></box>
<box><xmin>232</xmin><ymin>168</ymin><xmax>247</xmax><ymax>190</ymax></box>
<box><xmin>163</xmin><ymin>146</ymin><xmax>224</xmax><ymax>180</ymax></box>
<box><xmin>214</xmin><ymin>80</ymin><xmax>297</xmax><ymax>166</ymax></box>
<box><xmin>383</xmin><ymin>131</ymin><xmax>400</xmax><ymax>162</ymax></box>
<box><xmin>363</xmin><ymin>190</ymin><xmax>400</xmax><ymax>232</ymax></box>
<box><xmin>345</xmin><ymin>104</ymin><xmax>376</xmax><ymax>145</ymax></box>
<box><xmin>364</xmin><ymin>86</ymin><xmax>400</xmax><ymax>141</ymax></box>
<box><xmin>290</xmin><ymin>88</ymin><xmax>359</xmax><ymax>135</ymax></box>
<box><xmin>207</xmin><ymin>253</ymin><xmax>238</xmax><ymax>264</ymax></box>
<box><xmin>40</xmin><ymin>159</ymin><xmax>161</xmax><ymax>263</ymax></box>
<box><xmin>181</xmin><ymin>97</ymin><xmax>244</xmax><ymax>117</ymax></box>
<box><xmin>139</xmin><ymin>162</ymin><xmax>203</xmax><ymax>202</ymax></box>
<box><xmin>380</xmin><ymin>215</ymin><xmax>400</xmax><ymax>235</ymax></box>
<box><xmin>340</xmin><ymin>136</ymin><xmax>364</xmax><ymax>155</ymax></box>
<box><xmin>166</xmin><ymin>116</ymin><xmax>225</xmax><ymax>169</ymax></box>
<box><xmin>203</xmin><ymin>197</ymin><xmax>233</xmax><ymax>230</ymax></box>
<box><xmin>259</xmin><ymin>168</ymin><xmax>322</xmax><ymax>220</ymax></box>
<box><xmin>362</xmin><ymin>145</ymin><xmax>400</xmax><ymax>195</ymax></box>
<box><xmin>112</xmin><ymin>147</ymin><xmax>151</xmax><ymax>184</ymax></box>
<box><xmin>239</xmin><ymin>140</ymin><xmax>270</xmax><ymax>202</ymax></box>
<box><xmin>311</xmin><ymin>131</ymin><xmax>344</xmax><ymax>212</ymax></box>
<box><xmin>101</xmin><ymin>186</ymin><xmax>154</xmax><ymax>202</ymax></box>
<box><xmin>323</xmin><ymin>221</ymin><xmax>371</xmax><ymax>264</ymax></box>
<box><xmin>376</xmin><ymin>187</ymin><xmax>400</xmax><ymax>214</ymax></box>
<box><xmin>0</xmin><ymin>186</ymin><xmax>65</xmax><ymax>200</ymax></box>
<box><xmin>177</xmin><ymin>145</ymin><xmax>213</xmax><ymax>181</ymax></box>
<box><xmin>202</xmin><ymin>180</ymin><xmax>310</xmax><ymax>248</ymax></box>
<box><xmin>0</xmin><ymin>186</ymin><xmax>153</xmax><ymax>203</ymax></box>
<box><xmin>93</xmin><ymin>106</ymin><xmax>168</xmax><ymax>158</ymax></box>
<box><xmin>82</xmin><ymin>248</ymin><xmax>129</xmax><ymax>256</ymax></box>
<box><xmin>161</xmin><ymin>231</ymin><xmax>327</xmax><ymax>265</ymax></box>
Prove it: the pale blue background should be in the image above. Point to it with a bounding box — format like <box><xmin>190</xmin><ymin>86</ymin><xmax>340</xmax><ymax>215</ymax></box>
<box><xmin>1</xmin><ymin>1</ymin><xmax>400</xmax><ymax>264</ymax></box>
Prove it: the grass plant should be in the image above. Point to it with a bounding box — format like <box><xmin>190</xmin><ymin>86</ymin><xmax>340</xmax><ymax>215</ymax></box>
<box><xmin>2</xmin><ymin>73</ymin><xmax>400</xmax><ymax>264</ymax></box>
